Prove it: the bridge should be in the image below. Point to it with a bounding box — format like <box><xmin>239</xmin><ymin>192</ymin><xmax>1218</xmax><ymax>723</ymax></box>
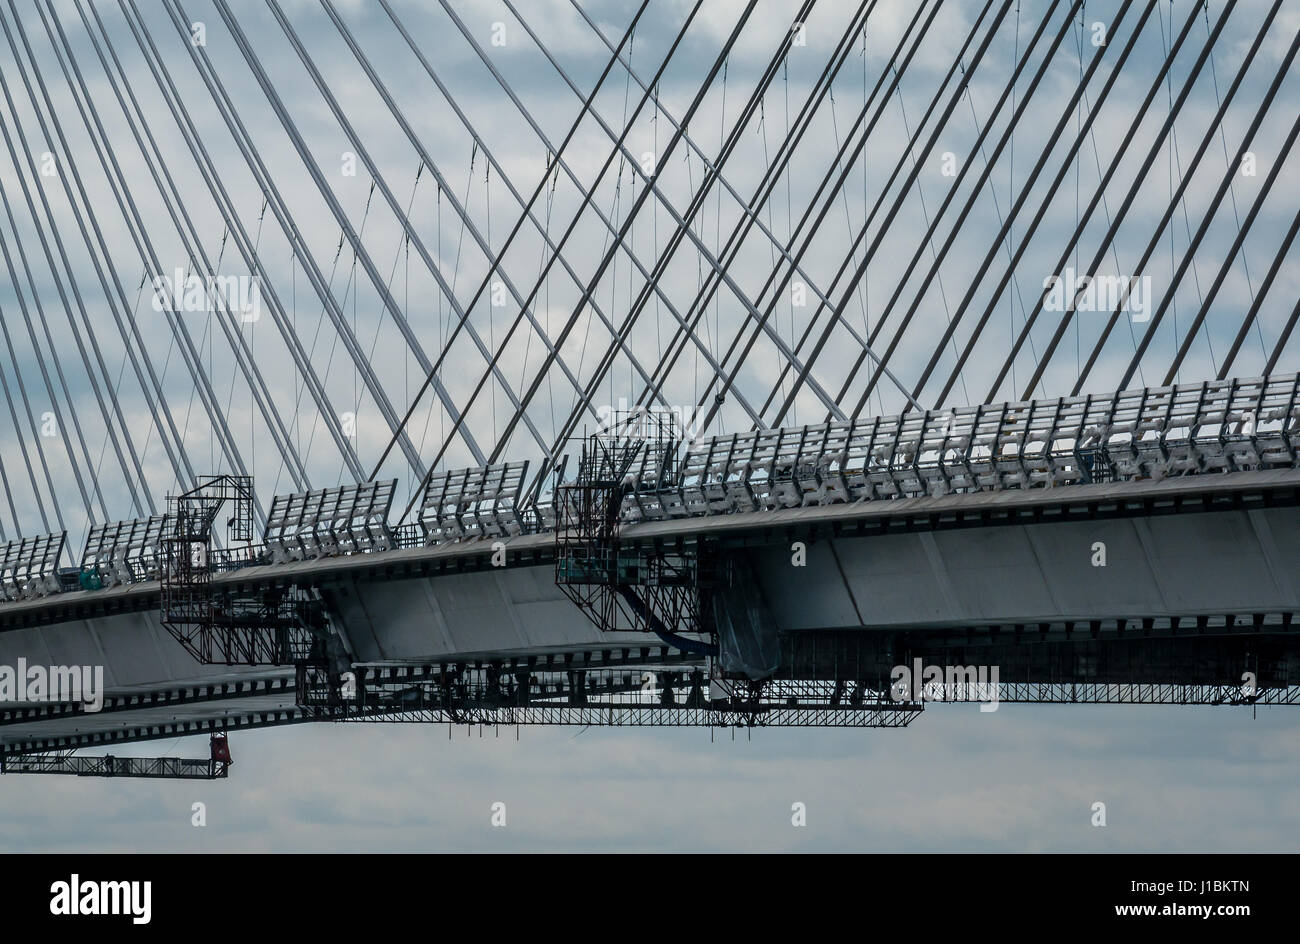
<box><xmin>0</xmin><ymin>0</ymin><xmax>1297</xmax><ymax>777</ymax></box>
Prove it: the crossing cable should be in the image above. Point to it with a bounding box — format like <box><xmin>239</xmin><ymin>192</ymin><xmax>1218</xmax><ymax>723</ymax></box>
<box><xmin>911</xmin><ymin>0</ymin><xmax>1149</xmax><ymax>409</ymax></box>
<box><xmin>0</xmin><ymin>438</ymin><xmax>16</xmax><ymax>539</ymax></box>
<box><xmin>1203</xmin><ymin>2</ymin><xmax>1266</xmax><ymax>364</ymax></box>
<box><xmin>1010</xmin><ymin>1</ymin><xmax>1022</xmax><ymax>395</ymax></box>
<box><xmin>335</xmin><ymin>1</ymin><xmax>676</xmax><ymax>439</ymax></box>
<box><xmin>496</xmin><ymin>0</ymin><xmax>845</xmax><ymax>432</ymax></box>
<box><xmin>0</xmin><ymin>347</ymin><xmax>30</xmax><ymax>535</ymax></box>
<box><xmin>827</xmin><ymin>40</ymin><xmax>893</xmax><ymax>413</ymax></box>
<box><xmin>495</xmin><ymin>0</ymin><xmax>858</xmax><ymax>434</ymax></box>
<box><xmin>0</xmin><ymin>301</ymin><xmax>60</xmax><ymax>534</ymax></box>
<box><xmin>407</xmin><ymin>0</ymin><xmax>776</xmax><ymax>511</ymax></box>
<box><xmin>756</xmin><ymin>69</ymin><xmax>785</xmax><ymax>413</ymax></box>
<box><xmin>434</xmin><ymin>0</ymin><xmax>749</xmax><ymax>480</ymax></box>
<box><xmin>755</xmin><ymin>0</ymin><xmax>1005</xmax><ymax>428</ymax></box>
<box><xmin>82</xmin><ymin>1</ymin><xmax>297</xmax><ymax>497</ymax></box>
<box><xmin>0</xmin><ymin>7</ymin><xmax>149</xmax><ymax>518</ymax></box>
<box><xmin>294</xmin><ymin>210</ymin><xmax>374</xmax><ymax>474</ymax></box>
<box><xmin>127</xmin><ymin>0</ymin><xmax>363</xmax><ymax>485</ymax></box>
<box><xmin>535</xmin><ymin>0</ymin><xmax>836</xmax><ymax>458</ymax></box>
<box><xmin>576</xmin><ymin>0</ymin><xmax>920</xmax><ymax>424</ymax></box>
<box><xmin>218</xmin><ymin>2</ymin><xmax>494</xmax><ymax>471</ymax></box>
<box><xmin>27</xmin><ymin>7</ymin><xmax>197</xmax><ymax>501</ymax></box>
<box><xmin>94</xmin><ymin>1</ymin><xmax>309</xmax><ymax>494</ymax></box>
<box><xmin>576</xmin><ymin>76</ymin><xmax>634</xmax><ymax>424</ymax></box>
<box><xmin>435</xmin><ymin>0</ymin><xmax>790</xmax><ymax>458</ymax></box>
<box><xmin>871</xmin><ymin>0</ymin><xmax>1105</xmax><ymax>410</ymax></box>
<box><xmin>126</xmin><ymin>0</ymin><xmax>339</xmax><ymax>491</ymax></box>
<box><xmin>831</xmin><ymin>0</ymin><xmax>1070</xmax><ymax>417</ymax></box>
<box><xmin>378</xmin><ymin>0</ymin><xmax>657</xmax><ymax>519</ymax></box>
<box><xmin>992</xmin><ymin>0</ymin><xmax>1231</xmax><ymax>398</ymax></box>
<box><xmin>0</xmin><ymin>177</ymin><xmax>100</xmax><ymax>525</ymax></box>
<box><xmin>1263</xmin><ymin>283</ymin><xmax>1300</xmax><ymax>375</ymax></box>
<box><xmin>1022</xmin><ymin>0</ymin><xmax>1248</xmax><ymax>396</ymax></box>
<box><xmin>52</xmin><ymin>0</ymin><xmax>260</xmax><ymax>519</ymax></box>
<box><xmin>269</xmin><ymin>0</ymin><xmax>571</xmax><ymax>461</ymax></box>
<box><xmin>568</xmin><ymin>0</ymin><xmax>919</xmax><ymax>414</ymax></box>
<box><xmin>74</xmin><ymin>0</ymin><xmax>256</xmax><ymax>497</ymax></box>
<box><xmin>696</xmin><ymin>0</ymin><xmax>943</xmax><ymax>432</ymax></box>
<box><xmin>768</xmin><ymin>0</ymin><xmax>1016</xmax><ymax>428</ymax></box>
<box><xmin>1076</xmin><ymin>4</ymin><xmax>1294</xmax><ymax>393</ymax></box>
<box><xmin>744</xmin><ymin>0</ymin><xmax>996</xmax><ymax>427</ymax></box>
<box><xmin>7</xmin><ymin>1</ymin><xmax>193</xmax><ymax>506</ymax></box>
<box><xmin>889</xmin><ymin>62</ymin><xmax>971</xmax><ymax>408</ymax></box>
<box><xmin>267</xmin><ymin>0</ymin><xmax>559</xmax><ymax>461</ymax></box>
<box><xmin>1154</xmin><ymin>0</ymin><xmax>1203</xmax><ymax>382</ymax></box>
<box><xmin>0</xmin><ymin>117</ymin><xmax>114</xmax><ymax>523</ymax></box>
<box><xmin>1162</xmin><ymin>119</ymin><xmax>1300</xmax><ymax>384</ymax></box>
<box><xmin>372</xmin><ymin>0</ymin><xmax>733</xmax><ymax>455</ymax></box>
<box><xmin>1117</xmin><ymin>48</ymin><xmax>1300</xmax><ymax>389</ymax></box>
<box><xmin>959</xmin><ymin>18</ymin><xmax>1055</xmax><ymax>403</ymax></box>
<box><xmin>205</xmin><ymin>0</ymin><xmax>482</xmax><ymax>473</ymax></box>
<box><xmin>393</xmin><ymin>0</ymin><xmax>745</xmax><ymax>512</ymax></box>
<box><xmin>1071</xmin><ymin>77</ymin><xmax>1149</xmax><ymax>391</ymax></box>
<box><xmin>47</xmin><ymin>0</ymin><xmax>249</xmax><ymax>499</ymax></box>
<box><xmin>166</xmin><ymin>0</ymin><xmax>450</xmax><ymax>476</ymax></box>
<box><xmin>523</xmin><ymin>0</ymin><xmax>852</xmax><ymax>480</ymax></box>
<box><xmin>594</xmin><ymin>0</ymin><xmax>903</xmax><ymax>431</ymax></box>
<box><xmin>1217</xmin><ymin>204</ymin><xmax>1300</xmax><ymax>378</ymax></box>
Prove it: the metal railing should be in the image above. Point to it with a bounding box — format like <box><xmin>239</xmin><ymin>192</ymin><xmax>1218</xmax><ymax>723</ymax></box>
<box><xmin>7</xmin><ymin>374</ymin><xmax>1296</xmax><ymax>600</ymax></box>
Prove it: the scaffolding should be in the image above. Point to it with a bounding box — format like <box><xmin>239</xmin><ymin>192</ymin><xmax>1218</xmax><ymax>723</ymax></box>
<box><xmin>555</xmin><ymin>412</ymin><xmax>707</xmax><ymax>642</ymax></box>
<box><xmin>161</xmin><ymin>475</ymin><xmax>320</xmax><ymax>665</ymax></box>
<box><xmin>295</xmin><ymin>653</ymin><xmax>920</xmax><ymax>728</ymax></box>
<box><xmin>1</xmin><ymin>734</ymin><xmax>232</xmax><ymax>779</ymax></box>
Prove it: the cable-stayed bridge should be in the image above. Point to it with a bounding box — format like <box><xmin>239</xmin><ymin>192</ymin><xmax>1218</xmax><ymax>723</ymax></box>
<box><xmin>0</xmin><ymin>0</ymin><xmax>1297</xmax><ymax>777</ymax></box>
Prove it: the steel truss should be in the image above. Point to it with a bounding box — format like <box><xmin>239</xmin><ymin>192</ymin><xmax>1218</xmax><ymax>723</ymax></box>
<box><xmin>1</xmin><ymin>753</ymin><xmax>229</xmax><ymax>779</ymax></box>
<box><xmin>312</xmin><ymin>703</ymin><xmax>921</xmax><ymax>729</ymax></box>
<box><xmin>1</xmin><ymin>734</ymin><xmax>232</xmax><ymax>779</ymax></box>
<box><xmin>777</xmin><ymin>626</ymin><xmax>1300</xmax><ymax>708</ymax></box>
<box><xmin>296</xmin><ymin>656</ymin><xmax>920</xmax><ymax>728</ymax></box>
<box><xmin>987</xmin><ymin>682</ymin><xmax>1300</xmax><ymax>706</ymax></box>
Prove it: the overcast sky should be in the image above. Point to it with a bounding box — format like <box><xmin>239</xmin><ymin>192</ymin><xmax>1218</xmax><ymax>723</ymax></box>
<box><xmin>0</xmin><ymin>0</ymin><xmax>1296</xmax><ymax>543</ymax></box>
<box><xmin>2</xmin><ymin>700</ymin><xmax>1297</xmax><ymax>852</ymax></box>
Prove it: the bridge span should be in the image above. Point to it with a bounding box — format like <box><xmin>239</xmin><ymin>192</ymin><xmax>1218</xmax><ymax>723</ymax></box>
<box><xmin>3</xmin><ymin>377</ymin><xmax>1298</xmax><ymax>771</ymax></box>
<box><xmin>0</xmin><ymin>0</ymin><xmax>1298</xmax><ymax>782</ymax></box>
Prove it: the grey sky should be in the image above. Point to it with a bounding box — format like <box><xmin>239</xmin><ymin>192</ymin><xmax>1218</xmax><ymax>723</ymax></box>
<box><xmin>2</xmin><ymin>701</ymin><xmax>1296</xmax><ymax>852</ymax></box>
<box><xmin>0</xmin><ymin>0</ymin><xmax>1295</xmax><ymax>544</ymax></box>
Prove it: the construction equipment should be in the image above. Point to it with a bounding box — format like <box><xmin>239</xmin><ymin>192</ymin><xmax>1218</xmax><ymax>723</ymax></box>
<box><xmin>2</xmin><ymin>733</ymin><xmax>232</xmax><ymax>779</ymax></box>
